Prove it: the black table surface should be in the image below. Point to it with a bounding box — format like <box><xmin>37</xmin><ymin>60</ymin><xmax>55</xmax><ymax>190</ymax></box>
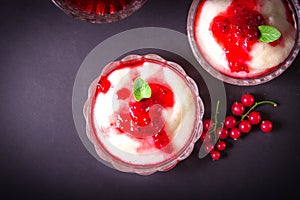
<box><xmin>1</xmin><ymin>0</ymin><xmax>300</xmax><ymax>199</ymax></box>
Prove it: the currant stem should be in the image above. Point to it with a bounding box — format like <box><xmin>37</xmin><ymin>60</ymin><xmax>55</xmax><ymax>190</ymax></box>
<box><xmin>208</xmin><ymin>100</ymin><xmax>220</xmax><ymax>143</ymax></box>
<box><xmin>213</xmin><ymin>100</ymin><xmax>220</xmax><ymax>132</ymax></box>
<box><xmin>240</xmin><ymin>100</ymin><xmax>278</xmax><ymax>121</ymax></box>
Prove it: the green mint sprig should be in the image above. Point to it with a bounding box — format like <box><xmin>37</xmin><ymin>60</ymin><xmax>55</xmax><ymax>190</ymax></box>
<box><xmin>258</xmin><ymin>25</ymin><xmax>281</xmax><ymax>43</ymax></box>
<box><xmin>133</xmin><ymin>77</ymin><xmax>151</xmax><ymax>102</ymax></box>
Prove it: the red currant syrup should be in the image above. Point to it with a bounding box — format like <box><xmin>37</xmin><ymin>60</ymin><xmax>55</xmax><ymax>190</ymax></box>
<box><xmin>128</xmin><ymin>83</ymin><xmax>174</xmax><ymax>127</ymax></box>
<box><xmin>96</xmin><ymin>75</ymin><xmax>111</xmax><ymax>94</ymax></box>
<box><xmin>95</xmin><ymin>59</ymin><xmax>145</xmax><ymax>96</ymax></box>
<box><xmin>66</xmin><ymin>0</ymin><xmax>134</xmax><ymax>15</ymax></box>
<box><xmin>153</xmin><ymin>129</ymin><xmax>170</xmax><ymax>149</ymax></box>
<box><xmin>116</xmin><ymin>83</ymin><xmax>174</xmax><ymax>149</ymax></box>
<box><xmin>210</xmin><ymin>0</ymin><xmax>267</xmax><ymax>73</ymax></box>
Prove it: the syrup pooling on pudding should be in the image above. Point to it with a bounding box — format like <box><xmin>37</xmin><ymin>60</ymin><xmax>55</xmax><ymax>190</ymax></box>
<box><xmin>116</xmin><ymin>83</ymin><xmax>174</xmax><ymax>149</ymax></box>
<box><xmin>194</xmin><ymin>0</ymin><xmax>296</xmax><ymax>78</ymax></box>
<box><xmin>91</xmin><ymin>58</ymin><xmax>197</xmax><ymax>165</ymax></box>
<box><xmin>210</xmin><ymin>1</ymin><xmax>266</xmax><ymax>73</ymax></box>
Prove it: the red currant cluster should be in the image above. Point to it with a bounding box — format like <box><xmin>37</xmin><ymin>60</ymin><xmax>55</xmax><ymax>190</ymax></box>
<box><xmin>201</xmin><ymin>93</ymin><xmax>277</xmax><ymax>161</ymax></box>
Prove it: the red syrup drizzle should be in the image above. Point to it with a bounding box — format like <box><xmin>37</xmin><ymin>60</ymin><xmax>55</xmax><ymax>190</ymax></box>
<box><xmin>116</xmin><ymin>83</ymin><xmax>175</xmax><ymax>150</ymax></box>
<box><xmin>65</xmin><ymin>0</ymin><xmax>134</xmax><ymax>15</ymax></box>
<box><xmin>96</xmin><ymin>75</ymin><xmax>111</xmax><ymax>94</ymax></box>
<box><xmin>95</xmin><ymin>59</ymin><xmax>175</xmax><ymax>150</ymax></box>
<box><xmin>95</xmin><ymin>58</ymin><xmax>145</xmax><ymax>96</ymax></box>
<box><xmin>210</xmin><ymin>0</ymin><xmax>268</xmax><ymax>73</ymax></box>
<box><xmin>129</xmin><ymin>84</ymin><xmax>174</xmax><ymax>127</ymax></box>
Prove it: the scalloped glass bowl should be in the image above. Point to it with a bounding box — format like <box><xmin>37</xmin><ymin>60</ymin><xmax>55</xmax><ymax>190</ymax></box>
<box><xmin>51</xmin><ymin>0</ymin><xmax>147</xmax><ymax>23</ymax></box>
<box><xmin>83</xmin><ymin>54</ymin><xmax>204</xmax><ymax>175</ymax></box>
<box><xmin>187</xmin><ymin>0</ymin><xmax>300</xmax><ymax>86</ymax></box>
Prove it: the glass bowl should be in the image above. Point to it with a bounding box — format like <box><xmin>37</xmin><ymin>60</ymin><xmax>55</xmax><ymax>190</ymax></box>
<box><xmin>187</xmin><ymin>0</ymin><xmax>300</xmax><ymax>86</ymax></box>
<box><xmin>83</xmin><ymin>54</ymin><xmax>204</xmax><ymax>175</ymax></box>
<box><xmin>52</xmin><ymin>0</ymin><xmax>147</xmax><ymax>23</ymax></box>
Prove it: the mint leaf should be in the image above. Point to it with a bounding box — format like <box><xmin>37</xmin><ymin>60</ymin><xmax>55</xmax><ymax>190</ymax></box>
<box><xmin>133</xmin><ymin>78</ymin><xmax>151</xmax><ymax>102</ymax></box>
<box><xmin>258</xmin><ymin>25</ymin><xmax>281</xmax><ymax>43</ymax></box>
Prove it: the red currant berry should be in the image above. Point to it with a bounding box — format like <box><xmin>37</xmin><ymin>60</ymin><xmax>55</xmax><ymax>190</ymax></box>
<box><xmin>230</xmin><ymin>128</ymin><xmax>241</xmax><ymax>140</ymax></box>
<box><xmin>200</xmin><ymin>130</ymin><xmax>207</xmax><ymax>142</ymax></box>
<box><xmin>216</xmin><ymin>140</ymin><xmax>226</xmax><ymax>151</ymax></box>
<box><xmin>239</xmin><ymin>120</ymin><xmax>252</xmax><ymax>133</ymax></box>
<box><xmin>203</xmin><ymin>142</ymin><xmax>214</xmax><ymax>153</ymax></box>
<box><xmin>224</xmin><ymin>115</ymin><xmax>237</xmax><ymax>129</ymax></box>
<box><xmin>216</xmin><ymin>127</ymin><xmax>229</xmax><ymax>140</ymax></box>
<box><xmin>203</xmin><ymin>132</ymin><xmax>213</xmax><ymax>143</ymax></box>
<box><xmin>211</xmin><ymin>150</ymin><xmax>221</xmax><ymax>161</ymax></box>
<box><xmin>203</xmin><ymin>119</ymin><xmax>213</xmax><ymax>131</ymax></box>
<box><xmin>260</xmin><ymin>120</ymin><xmax>273</xmax><ymax>133</ymax></box>
<box><xmin>248</xmin><ymin>111</ymin><xmax>261</xmax><ymax>125</ymax></box>
<box><xmin>241</xmin><ymin>94</ymin><xmax>255</xmax><ymax>107</ymax></box>
<box><xmin>231</xmin><ymin>102</ymin><xmax>245</xmax><ymax>116</ymax></box>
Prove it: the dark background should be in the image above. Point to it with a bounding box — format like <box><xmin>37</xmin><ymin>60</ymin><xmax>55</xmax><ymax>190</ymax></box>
<box><xmin>1</xmin><ymin>0</ymin><xmax>300</xmax><ymax>199</ymax></box>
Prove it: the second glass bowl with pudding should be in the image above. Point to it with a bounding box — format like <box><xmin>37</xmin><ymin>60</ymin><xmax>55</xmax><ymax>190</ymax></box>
<box><xmin>187</xmin><ymin>0</ymin><xmax>300</xmax><ymax>86</ymax></box>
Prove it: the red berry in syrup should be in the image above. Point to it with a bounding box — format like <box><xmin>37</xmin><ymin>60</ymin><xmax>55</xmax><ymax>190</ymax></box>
<box><xmin>239</xmin><ymin>120</ymin><xmax>252</xmax><ymax>133</ymax></box>
<box><xmin>241</xmin><ymin>94</ymin><xmax>255</xmax><ymax>107</ymax></box>
<box><xmin>260</xmin><ymin>120</ymin><xmax>273</xmax><ymax>133</ymax></box>
<box><xmin>231</xmin><ymin>102</ymin><xmax>245</xmax><ymax>116</ymax></box>
<box><xmin>153</xmin><ymin>130</ymin><xmax>170</xmax><ymax>149</ymax></box>
<box><xmin>203</xmin><ymin>119</ymin><xmax>213</xmax><ymax>131</ymax></box>
<box><xmin>211</xmin><ymin>150</ymin><xmax>221</xmax><ymax>161</ymax></box>
<box><xmin>216</xmin><ymin>127</ymin><xmax>229</xmax><ymax>140</ymax></box>
<box><xmin>224</xmin><ymin>115</ymin><xmax>237</xmax><ymax>129</ymax></box>
<box><xmin>216</xmin><ymin>140</ymin><xmax>226</xmax><ymax>151</ymax></box>
<box><xmin>248</xmin><ymin>111</ymin><xmax>261</xmax><ymax>125</ymax></box>
<box><xmin>230</xmin><ymin>128</ymin><xmax>241</xmax><ymax>140</ymax></box>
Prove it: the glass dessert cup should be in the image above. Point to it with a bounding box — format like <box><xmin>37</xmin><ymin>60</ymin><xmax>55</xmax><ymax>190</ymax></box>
<box><xmin>51</xmin><ymin>0</ymin><xmax>147</xmax><ymax>23</ymax></box>
<box><xmin>83</xmin><ymin>54</ymin><xmax>204</xmax><ymax>175</ymax></box>
<box><xmin>187</xmin><ymin>0</ymin><xmax>300</xmax><ymax>86</ymax></box>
